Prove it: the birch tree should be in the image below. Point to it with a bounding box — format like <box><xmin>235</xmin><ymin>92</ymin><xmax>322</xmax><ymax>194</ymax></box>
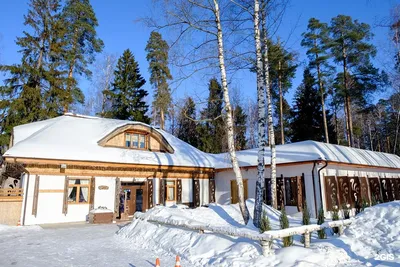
<box><xmin>150</xmin><ymin>0</ymin><xmax>250</xmax><ymax>224</ymax></box>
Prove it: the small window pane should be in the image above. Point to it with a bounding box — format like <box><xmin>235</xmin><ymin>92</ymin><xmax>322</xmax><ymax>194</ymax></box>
<box><xmin>125</xmin><ymin>134</ymin><xmax>131</xmax><ymax>147</ymax></box>
<box><xmin>68</xmin><ymin>179</ymin><xmax>77</xmax><ymax>185</ymax></box>
<box><xmin>139</xmin><ymin>135</ymin><xmax>146</xmax><ymax>148</ymax></box>
<box><xmin>79</xmin><ymin>179</ymin><xmax>89</xmax><ymax>185</ymax></box>
<box><xmin>132</xmin><ymin>134</ymin><xmax>139</xmax><ymax>148</ymax></box>
<box><xmin>68</xmin><ymin>186</ymin><xmax>77</xmax><ymax>202</ymax></box>
<box><xmin>167</xmin><ymin>181</ymin><xmax>175</xmax><ymax>186</ymax></box>
<box><xmin>80</xmin><ymin>187</ymin><xmax>89</xmax><ymax>203</ymax></box>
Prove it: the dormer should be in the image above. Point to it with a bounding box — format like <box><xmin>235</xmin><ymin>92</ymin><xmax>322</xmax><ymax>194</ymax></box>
<box><xmin>98</xmin><ymin>124</ymin><xmax>174</xmax><ymax>153</ymax></box>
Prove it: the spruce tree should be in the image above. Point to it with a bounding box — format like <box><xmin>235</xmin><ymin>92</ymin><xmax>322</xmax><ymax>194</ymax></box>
<box><xmin>105</xmin><ymin>49</ymin><xmax>150</xmax><ymax>123</ymax></box>
<box><xmin>62</xmin><ymin>0</ymin><xmax>103</xmax><ymax>112</ymax></box>
<box><xmin>301</xmin><ymin>201</ymin><xmax>311</xmax><ymax>244</ymax></box>
<box><xmin>145</xmin><ymin>31</ymin><xmax>172</xmax><ymax>130</ymax></box>
<box><xmin>0</xmin><ymin>0</ymin><xmax>66</xmax><ymax>149</ymax></box>
<box><xmin>279</xmin><ymin>207</ymin><xmax>292</xmax><ymax>247</ymax></box>
<box><xmin>177</xmin><ymin>97</ymin><xmax>198</xmax><ymax>147</ymax></box>
<box><xmin>233</xmin><ymin>104</ymin><xmax>247</xmax><ymax>150</ymax></box>
<box><xmin>198</xmin><ymin>78</ymin><xmax>225</xmax><ymax>153</ymax></box>
<box><xmin>317</xmin><ymin>207</ymin><xmax>326</xmax><ymax>239</ymax></box>
<box><xmin>259</xmin><ymin>209</ymin><xmax>271</xmax><ymax>233</ymax></box>
<box><xmin>290</xmin><ymin>68</ymin><xmax>332</xmax><ymax>142</ymax></box>
<box><xmin>301</xmin><ymin>18</ymin><xmax>333</xmax><ymax>143</ymax></box>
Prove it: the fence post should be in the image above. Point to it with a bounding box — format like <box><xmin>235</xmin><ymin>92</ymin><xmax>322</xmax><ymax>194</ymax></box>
<box><xmin>260</xmin><ymin>240</ymin><xmax>273</xmax><ymax>256</ymax></box>
<box><xmin>304</xmin><ymin>229</ymin><xmax>310</xmax><ymax>248</ymax></box>
<box><xmin>338</xmin><ymin>225</ymin><xmax>344</xmax><ymax>236</ymax></box>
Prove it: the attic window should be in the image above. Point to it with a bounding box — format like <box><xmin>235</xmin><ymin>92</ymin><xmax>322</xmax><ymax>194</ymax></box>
<box><xmin>125</xmin><ymin>133</ymin><xmax>146</xmax><ymax>149</ymax></box>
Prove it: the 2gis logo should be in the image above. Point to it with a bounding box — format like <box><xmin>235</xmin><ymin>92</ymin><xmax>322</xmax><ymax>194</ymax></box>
<box><xmin>374</xmin><ymin>253</ymin><xmax>396</xmax><ymax>261</ymax></box>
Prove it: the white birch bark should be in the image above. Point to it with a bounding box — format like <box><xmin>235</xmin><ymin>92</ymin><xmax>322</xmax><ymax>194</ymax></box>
<box><xmin>261</xmin><ymin>5</ymin><xmax>277</xmax><ymax>210</ymax></box>
<box><xmin>213</xmin><ymin>0</ymin><xmax>250</xmax><ymax>224</ymax></box>
<box><xmin>253</xmin><ymin>0</ymin><xmax>266</xmax><ymax>228</ymax></box>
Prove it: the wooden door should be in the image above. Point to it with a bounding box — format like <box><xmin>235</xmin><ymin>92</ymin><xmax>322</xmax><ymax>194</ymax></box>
<box><xmin>230</xmin><ymin>179</ymin><xmax>248</xmax><ymax>204</ymax></box>
<box><xmin>122</xmin><ymin>184</ymin><xmax>148</xmax><ymax>215</ymax></box>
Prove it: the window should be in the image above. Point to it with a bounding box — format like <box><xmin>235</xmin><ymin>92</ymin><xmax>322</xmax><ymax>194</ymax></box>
<box><xmin>125</xmin><ymin>133</ymin><xmax>147</xmax><ymax>149</ymax></box>
<box><xmin>166</xmin><ymin>180</ymin><xmax>176</xmax><ymax>201</ymax></box>
<box><xmin>68</xmin><ymin>178</ymin><xmax>90</xmax><ymax>204</ymax></box>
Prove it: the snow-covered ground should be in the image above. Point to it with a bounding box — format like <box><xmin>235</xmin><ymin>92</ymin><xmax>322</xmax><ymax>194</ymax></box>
<box><xmin>1</xmin><ymin>201</ymin><xmax>399</xmax><ymax>267</ymax></box>
<box><xmin>118</xmin><ymin>200</ymin><xmax>400</xmax><ymax>266</ymax></box>
<box><xmin>0</xmin><ymin>223</ymin><xmax>189</xmax><ymax>267</ymax></box>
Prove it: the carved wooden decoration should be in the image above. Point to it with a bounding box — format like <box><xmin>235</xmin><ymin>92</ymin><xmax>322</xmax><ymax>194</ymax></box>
<box><xmin>32</xmin><ymin>175</ymin><xmax>40</xmax><ymax>216</ymax></box>
<box><xmin>324</xmin><ymin>176</ymin><xmax>339</xmax><ymax>211</ymax></box>
<box><xmin>359</xmin><ymin>177</ymin><xmax>370</xmax><ymax>203</ymax></box>
<box><xmin>177</xmin><ymin>179</ymin><xmax>182</xmax><ymax>204</ymax></box>
<box><xmin>284</xmin><ymin>177</ymin><xmax>297</xmax><ymax>206</ymax></box>
<box><xmin>348</xmin><ymin>176</ymin><xmax>360</xmax><ymax>206</ymax></box>
<box><xmin>388</xmin><ymin>179</ymin><xmax>396</xmax><ymax>201</ymax></box>
<box><xmin>380</xmin><ymin>178</ymin><xmax>394</xmax><ymax>202</ymax></box>
<box><xmin>368</xmin><ymin>177</ymin><xmax>382</xmax><ymax>203</ymax></box>
<box><xmin>276</xmin><ymin>177</ymin><xmax>285</xmax><ymax>210</ymax></box>
<box><xmin>147</xmin><ymin>179</ymin><xmax>153</xmax><ymax>208</ymax></box>
<box><xmin>159</xmin><ymin>179</ymin><xmax>165</xmax><ymax>205</ymax></box>
<box><xmin>114</xmin><ymin>178</ymin><xmax>121</xmax><ymax>220</ymax></box>
<box><xmin>297</xmin><ymin>175</ymin><xmax>305</xmax><ymax>211</ymax></box>
<box><xmin>193</xmin><ymin>179</ymin><xmax>200</xmax><ymax>207</ymax></box>
<box><xmin>393</xmin><ymin>179</ymin><xmax>400</xmax><ymax>200</ymax></box>
<box><xmin>337</xmin><ymin>176</ymin><xmax>353</xmax><ymax>207</ymax></box>
<box><xmin>209</xmin><ymin>179</ymin><xmax>216</xmax><ymax>203</ymax></box>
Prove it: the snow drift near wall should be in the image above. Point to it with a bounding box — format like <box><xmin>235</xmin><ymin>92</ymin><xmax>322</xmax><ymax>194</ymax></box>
<box><xmin>118</xmin><ymin>200</ymin><xmax>400</xmax><ymax>266</ymax></box>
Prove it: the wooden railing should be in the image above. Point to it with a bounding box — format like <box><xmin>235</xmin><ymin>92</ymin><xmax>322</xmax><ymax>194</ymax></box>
<box><xmin>134</xmin><ymin>213</ymin><xmax>352</xmax><ymax>256</ymax></box>
<box><xmin>0</xmin><ymin>188</ymin><xmax>23</xmax><ymax>202</ymax></box>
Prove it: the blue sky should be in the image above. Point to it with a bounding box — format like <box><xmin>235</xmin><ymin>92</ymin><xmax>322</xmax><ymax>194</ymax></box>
<box><xmin>0</xmin><ymin>0</ymin><xmax>398</xmax><ymax>110</ymax></box>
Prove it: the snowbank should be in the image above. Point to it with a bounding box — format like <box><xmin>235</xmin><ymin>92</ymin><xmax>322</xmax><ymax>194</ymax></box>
<box><xmin>0</xmin><ymin>224</ymin><xmax>42</xmax><ymax>232</ymax></box>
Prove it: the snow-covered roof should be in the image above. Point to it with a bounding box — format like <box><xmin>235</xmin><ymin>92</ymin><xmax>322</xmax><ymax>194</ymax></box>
<box><xmin>5</xmin><ymin>114</ymin><xmax>214</xmax><ymax>168</ymax></box>
<box><xmin>209</xmin><ymin>140</ymin><xmax>400</xmax><ymax>169</ymax></box>
<box><xmin>4</xmin><ymin>114</ymin><xmax>400</xmax><ymax>170</ymax></box>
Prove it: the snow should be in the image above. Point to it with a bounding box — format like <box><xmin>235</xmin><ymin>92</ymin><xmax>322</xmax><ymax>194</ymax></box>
<box><xmin>118</xmin><ymin>200</ymin><xmax>400</xmax><ymax>266</ymax></box>
<box><xmin>0</xmin><ymin>223</ymin><xmax>190</xmax><ymax>267</ymax></box>
<box><xmin>5</xmin><ymin>114</ymin><xmax>400</xmax><ymax>170</ymax></box>
<box><xmin>209</xmin><ymin>140</ymin><xmax>400</xmax><ymax>169</ymax></box>
<box><xmin>5</xmin><ymin>114</ymin><xmax>214</xmax><ymax>168</ymax></box>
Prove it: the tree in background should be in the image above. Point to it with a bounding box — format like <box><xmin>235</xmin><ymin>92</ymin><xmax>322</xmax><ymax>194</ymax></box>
<box><xmin>301</xmin><ymin>18</ymin><xmax>333</xmax><ymax>144</ymax></box>
<box><xmin>233</xmin><ymin>104</ymin><xmax>247</xmax><ymax>150</ymax></box>
<box><xmin>273</xmin><ymin>97</ymin><xmax>291</xmax><ymax>144</ymax></box>
<box><xmin>62</xmin><ymin>0</ymin><xmax>103</xmax><ymax>112</ymax></box>
<box><xmin>198</xmin><ymin>78</ymin><xmax>225</xmax><ymax>153</ymax></box>
<box><xmin>104</xmin><ymin>49</ymin><xmax>150</xmax><ymax>122</ymax></box>
<box><xmin>0</xmin><ymin>0</ymin><xmax>66</xmax><ymax>150</ymax></box>
<box><xmin>268</xmin><ymin>39</ymin><xmax>297</xmax><ymax>144</ymax></box>
<box><xmin>146</xmin><ymin>31</ymin><xmax>172</xmax><ymax>130</ymax></box>
<box><xmin>291</xmin><ymin>68</ymin><xmax>326</xmax><ymax>142</ymax></box>
<box><xmin>176</xmin><ymin>97</ymin><xmax>198</xmax><ymax>147</ymax></box>
<box><xmin>329</xmin><ymin>15</ymin><xmax>377</xmax><ymax>147</ymax></box>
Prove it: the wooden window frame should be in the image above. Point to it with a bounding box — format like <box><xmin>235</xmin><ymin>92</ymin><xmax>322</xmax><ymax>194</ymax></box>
<box><xmin>166</xmin><ymin>180</ymin><xmax>176</xmax><ymax>202</ymax></box>
<box><xmin>67</xmin><ymin>178</ymin><xmax>91</xmax><ymax>205</ymax></box>
<box><xmin>124</xmin><ymin>131</ymin><xmax>148</xmax><ymax>150</ymax></box>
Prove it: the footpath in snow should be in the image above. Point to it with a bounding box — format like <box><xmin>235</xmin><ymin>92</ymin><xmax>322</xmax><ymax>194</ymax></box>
<box><xmin>118</xmin><ymin>200</ymin><xmax>400</xmax><ymax>267</ymax></box>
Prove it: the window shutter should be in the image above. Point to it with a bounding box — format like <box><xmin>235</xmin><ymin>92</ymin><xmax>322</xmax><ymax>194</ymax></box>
<box><xmin>159</xmin><ymin>179</ymin><xmax>166</xmax><ymax>205</ymax></box>
<box><xmin>193</xmin><ymin>179</ymin><xmax>200</xmax><ymax>207</ymax></box>
<box><xmin>62</xmin><ymin>176</ymin><xmax>68</xmax><ymax>215</ymax></box>
<box><xmin>209</xmin><ymin>179</ymin><xmax>216</xmax><ymax>203</ymax></box>
<box><xmin>89</xmin><ymin>177</ymin><xmax>95</xmax><ymax>210</ymax></box>
<box><xmin>147</xmin><ymin>179</ymin><xmax>154</xmax><ymax>208</ymax></box>
<box><xmin>177</xmin><ymin>179</ymin><xmax>182</xmax><ymax>204</ymax></box>
<box><xmin>32</xmin><ymin>175</ymin><xmax>40</xmax><ymax>216</ymax></box>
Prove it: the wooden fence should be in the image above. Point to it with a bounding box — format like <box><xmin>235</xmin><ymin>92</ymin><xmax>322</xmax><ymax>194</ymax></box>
<box><xmin>0</xmin><ymin>188</ymin><xmax>23</xmax><ymax>225</ymax></box>
<box><xmin>134</xmin><ymin>213</ymin><xmax>352</xmax><ymax>256</ymax></box>
<box><xmin>0</xmin><ymin>188</ymin><xmax>23</xmax><ymax>201</ymax></box>
<box><xmin>324</xmin><ymin>176</ymin><xmax>400</xmax><ymax>211</ymax></box>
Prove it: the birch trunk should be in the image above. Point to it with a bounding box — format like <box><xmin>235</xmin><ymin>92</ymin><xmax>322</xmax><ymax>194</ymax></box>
<box><xmin>261</xmin><ymin>5</ymin><xmax>277</xmax><ymax>210</ymax></box>
<box><xmin>394</xmin><ymin>111</ymin><xmax>400</xmax><ymax>154</ymax></box>
<box><xmin>253</xmin><ymin>0</ymin><xmax>266</xmax><ymax>228</ymax></box>
<box><xmin>213</xmin><ymin>0</ymin><xmax>249</xmax><ymax>224</ymax></box>
<box><xmin>278</xmin><ymin>60</ymin><xmax>284</xmax><ymax>144</ymax></box>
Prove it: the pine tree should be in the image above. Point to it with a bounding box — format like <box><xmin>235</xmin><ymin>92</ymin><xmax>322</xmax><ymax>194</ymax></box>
<box><xmin>0</xmin><ymin>0</ymin><xmax>66</xmax><ymax>149</ymax></box>
<box><xmin>62</xmin><ymin>0</ymin><xmax>103</xmax><ymax>112</ymax></box>
<box><xmin>177</xmin><ymin>97</ymin><xmax>198</xmax><ymax>147</ymax></box>
<box><xmin>104</xmin><ymin>49</ymin><xmax>150</xmax><ymax>122</ymax></box>
<box><xmin>233</xmin><ymin>105</ymin><xmax>247</xmax><ymax>150</ymax></box>
<box><xmin>198</xmin><ymin>78</ymin><xmax>225</xmax><ymax>153</ymax></box>
<box><xmin>145</xmin><ymin>31</ymin><xmax>172</xmax><ymax>130</ymax></box>
<box><xmin>291</xmin><ymin>68</ymin><xmax>332</xmax><ymax>142</ymax></box>
<box><xmin>301</xmin><ymin>18</ymin><xmax>333</xmax><ymax>143</ymax></box>
<box><xmin>279</xmin><ymin>207</ymin><xmax>292</xmax><ymax>247</ymax></box>
<box><xmin>329</xmin><ymin>15</ymin><xmax>378</xmax><ymax>147</ymax></box>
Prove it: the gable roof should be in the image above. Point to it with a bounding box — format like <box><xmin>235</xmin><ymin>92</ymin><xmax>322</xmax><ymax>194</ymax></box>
<box><xmin>4</xmin><ymin>114</ymin><xmax>214</xmax><ymax>168</ymax></box>
<box><xmin>208</xmin><ymin>140</ymin><xmax>400</xmax><ymax>170</ymax></box>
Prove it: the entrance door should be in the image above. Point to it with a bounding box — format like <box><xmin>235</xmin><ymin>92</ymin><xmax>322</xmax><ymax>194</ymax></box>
<box><xmin>230</xmin><ymin>179</ymin><xmax>248</xmax><ymax>204</ymax></box>
<box><xmin>121</xmin><ymin>183</ymin><xmax>148</xmax><ymax>215</ymax></box>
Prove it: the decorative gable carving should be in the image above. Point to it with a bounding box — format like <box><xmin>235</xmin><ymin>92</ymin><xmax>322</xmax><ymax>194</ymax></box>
<box><xmin>98</xmin><ymin>124</ymin><xmax>174</xmax><ymax>153</ymax></box>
